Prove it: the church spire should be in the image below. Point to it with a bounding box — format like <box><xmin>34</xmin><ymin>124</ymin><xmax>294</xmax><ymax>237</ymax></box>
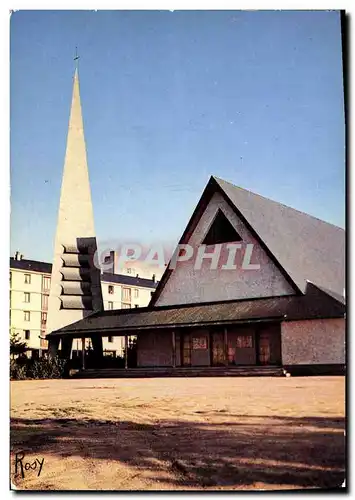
<box><xmin>57</xmin><ymin>61</ymin><xmax>95</xmax><ymax>239</ymax></box>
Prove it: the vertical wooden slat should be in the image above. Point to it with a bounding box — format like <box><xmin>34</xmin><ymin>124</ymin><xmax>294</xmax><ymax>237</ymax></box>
<box><xmin>172</xmin><ymin>330</ymin><xmax>176</xmax><ymax>368</ymax></box>
<box><xmin>81</xmin><ymin>338</ymin><xmax>85</xmax><ymax>370</ymax></box>
<box><xmin>255</xmin><ymin>328</ymin><xmax>260</xmax><ymax>366</ymax></box>
<box><xmin>125</xmin><ymin>335</ymin><xmax>128</xmax><ymax>369</ymax></box>
<box><xmin>180</xmin><ymin>333</ymin><xmax>184</xmax><ymax>367</ymax></box>
<box><xmin>224</xmin><ymin>327</ymin><xmax>228</xmax><ymax>366</ymax></box>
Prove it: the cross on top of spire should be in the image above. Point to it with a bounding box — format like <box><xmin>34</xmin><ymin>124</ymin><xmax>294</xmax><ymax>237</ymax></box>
<box><xmin>74</xmin><ymin>46</ymin><xmax>80</xmax><ymax>69</ymax></box>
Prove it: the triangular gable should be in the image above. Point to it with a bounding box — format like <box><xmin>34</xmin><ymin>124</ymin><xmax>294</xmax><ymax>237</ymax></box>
<box><xmin>151</xmin><ymin>180</ymin><xmax>300</xmax><ymax>307</ymax></box>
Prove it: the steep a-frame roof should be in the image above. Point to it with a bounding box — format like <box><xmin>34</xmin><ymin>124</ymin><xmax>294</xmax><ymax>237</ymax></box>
<box><xmin>214</xmin><ymin>177</ymin><xmax>345</xmax><ymax>296</ymax></box>
<box><xmin>150</xmin><ymin>176</ymin><xmax>345</xmax><ymax>305</ymax></box>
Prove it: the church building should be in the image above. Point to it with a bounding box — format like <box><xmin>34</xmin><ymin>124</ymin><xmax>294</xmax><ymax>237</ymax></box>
<box><xmin>47</xmin><ymin>176</ymin><xmax>345</xmax><ymax>376</ymax></box>
<box><xmin>45</xmin><ymin>66</ymin><xmax>346</xmax><ymax>377</ymax></box>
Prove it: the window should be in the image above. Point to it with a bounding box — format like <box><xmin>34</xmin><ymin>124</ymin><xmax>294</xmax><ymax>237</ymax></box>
<box><xmin>108</xmin><ymin>285</ymin><xmax>114</xmax><ymax>295</ymax></box>
<box><xmin>24</xmin><ymin>330</ymin><xmax>30</xmax><ymax>340</ymax></box>
<box><xmin>41</xmin><ymin>312</ymin><xmax>47</xmax><ymax>326</ymax></box>
<box><xmin>122</xmin><ymin>303</ymin><xmax>131</xmax><ymax>309</ymax></box>
<box><xmin>24</xmin><ymin>292</ymin><xmax>30</xmax><ymax>303</ymax></box>
<box><xmin>42</xmin><ymin>294</ymin><xmax>49</xmax><ymax>310</ymax></box>
<box><xmin>236</xmin><ymin>335</ymin><xmax>253</xmax><ymax>348</ymax></box>
<box><xmin>43</xmin><ymin>276</ymin><xmax>51</xmax><ymax>290</ymax></box>
<box><xmin>202</xmin><ymin>209</ymin><xmax>242</xmax><ymax>245</ymax></box>
<box><xmin>134</xmin><ymin>288</ymin><xmax>139</xmax><ymax>298</ymax></box>
<box><xmin>122</xmin><ymin>287</ymin><xmax>131</xmax><ymax>301</ymax></box>
<box><xmin>24</xmin><ymin>274</ymin><xmax>31</xmax><ymax>284</ymax></box>
<box><xmin>192</xmin><ymin>337</ymin><xmax>208</xmax><ymax>350</ymax></box>
<box><xmin>108</xmin><ymin>336</ymin><xmax>113</xmax><ymax>343</ymax></box>
<box><xmin>108</xmin><ymin>301</ymin><xmax>113</xmax><ymax>310</ymax></box>
<box><xmin>24</xmin><ymin>311</ymin><xmax>30</xmax><ymax>322</ymax></box>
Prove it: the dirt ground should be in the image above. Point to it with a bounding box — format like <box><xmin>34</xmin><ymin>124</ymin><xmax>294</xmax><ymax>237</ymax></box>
<box><xmin>10</xmin><ymin>376</ymin><xmax>345</xmax><ymax>491</ymax></box>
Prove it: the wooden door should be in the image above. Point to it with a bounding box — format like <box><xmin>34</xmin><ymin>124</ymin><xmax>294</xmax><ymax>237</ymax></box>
<box><xmin>235</xmin><ymin>333</ymin><xmax>256</xmax><ymax>365</ymax></box>
<box><xmin>258</xmin><ymin>332</ymin><xmax>271</xmax><ymax>365</ymax></box>
<box><xmin>212</xmin><ymin>331</ymin><xmax>225</xmax><ymax>366</ymax></box>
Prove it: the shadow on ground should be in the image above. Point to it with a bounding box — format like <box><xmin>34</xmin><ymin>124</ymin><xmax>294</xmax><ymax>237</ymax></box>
<box><xmin>10</xmin><ymin>414</ymin><xmax>345</xmax><ymax>490</ymax></box>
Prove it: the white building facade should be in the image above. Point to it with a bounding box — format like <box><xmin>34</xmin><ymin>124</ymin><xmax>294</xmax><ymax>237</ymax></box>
<box><xmin>10</xmin><ymin>254</ymin><xmax>157</xmax><ymax>357</ymax></box>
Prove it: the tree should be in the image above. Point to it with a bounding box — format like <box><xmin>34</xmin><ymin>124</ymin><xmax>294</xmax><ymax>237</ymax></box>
<box><xmin>10</xmin><ymin>330</ymin><xmax>28</xmax><ymax>358</ymax></box>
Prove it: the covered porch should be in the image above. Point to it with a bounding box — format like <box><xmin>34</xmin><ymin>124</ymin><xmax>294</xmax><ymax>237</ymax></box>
<box><xmin>46</xmin><ymin>321</ymin><xmax>282</xmax><ymax>373</ymax></box>
<box><xmin>46</xmin><ymin>283</ymin><xmax>343</xmax><ymax>376</ymax></box>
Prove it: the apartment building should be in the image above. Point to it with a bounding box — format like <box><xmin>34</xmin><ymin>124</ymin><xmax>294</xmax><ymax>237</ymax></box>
<box><xmin>10</xmin><ymin>254</ymin><xmax>158</xmax><ymax>358</ymax></box>
<box><xmin>101</xmin><ymin>250</ymin><xmax>166</xmax><ymax>281</ymax></box>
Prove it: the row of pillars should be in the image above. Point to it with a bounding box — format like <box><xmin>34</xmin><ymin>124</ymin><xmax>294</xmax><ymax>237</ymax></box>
<box><xmin>48</xmin><ymin>335</ymin><xmax>130</xmax><ymax>370</ymax></box>
<box><xmin>48</xmin><ymin>327</ymin><xmax>230</xmax><ymax>370</ymax></box>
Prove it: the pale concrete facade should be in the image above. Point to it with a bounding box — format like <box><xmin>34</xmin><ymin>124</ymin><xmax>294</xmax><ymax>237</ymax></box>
<box><xmin>10</xmin><ymin>259</ymin><xmax>156</xmax><ymax>356</ymax></box>
<box><xmin>281</xmin><ymin>318</ymin><xmax>346</xmax><ymax>365</ymax></box>
<box><xmin>10</xmin><ymin>270</ymin><xmax>43</xmax><ymax>351</ymax></box>
<box><xmin>156</xmin><ymin>192</ymin><xmax>295</xmax><ymax>306</ymax></box>
<box><xmin>99</xmin><ymin>280</ymin><xmax>155</xmax><ymax>355</ymax></box>
<box><xmin>101</xmin><ymin>281</ymin><xmax>153</xmax><ymax>310</ymax></box>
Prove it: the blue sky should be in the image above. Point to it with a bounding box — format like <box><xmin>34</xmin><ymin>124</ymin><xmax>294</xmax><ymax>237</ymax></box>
<box><xmin>10</xmin><ymin>10</ymin><xmax>345</xmax><ymax>262</ymax></box>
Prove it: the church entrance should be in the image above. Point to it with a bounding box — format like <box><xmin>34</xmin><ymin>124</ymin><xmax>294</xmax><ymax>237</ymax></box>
<box><xmin>180</xmin><ymin>330</ymin><xmax>212</xmax><ymax>366</ymax></box>
<box><xmin>211</xmin><ymin>330</ymin><xmax>225</xmax><ymax>366</ymax></box>
<box><xmin>255</xmin><ymin>325</ymin><xmax>282</xmax><ymax>366</ymax></box>
<box><xmin>257</xmin><ymin>331</ymin><xmax>271</xmax><ymax>365</ymax></box>
<box><xmin>181</xmin><ymin>333</ymin><xmax>191</xmax><ymax>366</ymax></box>
<box><xmin>225</xmin><ymin>324</ymin><xmax>282</xmax><ymax>366</ymax></box>
<box><xmin>176</xmin><ymin>324</ymin><xmax>281</xmax><ymax>368</ymax></box>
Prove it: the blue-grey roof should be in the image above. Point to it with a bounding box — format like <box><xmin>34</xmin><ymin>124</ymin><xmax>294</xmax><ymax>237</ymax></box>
<box><xmin>213</xmin><ymin>176</ymin><xmax>345</xmax><ymax>297</ymax></box>
<box><xmin>10</xmin><ymin>258</ymin><xmax>52</xmax><ymax>274</ymax></box>
<box><xmin>101</xmin><ymin>272</ymin><xmax>157</xmax><ymax>289</ymax></box>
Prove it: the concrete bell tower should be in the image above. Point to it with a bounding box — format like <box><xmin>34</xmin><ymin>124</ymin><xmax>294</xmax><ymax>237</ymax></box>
<box><xmin>46</xmin><ymin>60</ymin><xmax>104</xmax><ymax>359</ymax></box>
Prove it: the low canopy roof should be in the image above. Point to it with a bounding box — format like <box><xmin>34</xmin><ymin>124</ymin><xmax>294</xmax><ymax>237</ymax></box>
<box><xmin>47</xmin><ymin>283</ymin><xmax>344</xmax><ymax>339</ymax></box>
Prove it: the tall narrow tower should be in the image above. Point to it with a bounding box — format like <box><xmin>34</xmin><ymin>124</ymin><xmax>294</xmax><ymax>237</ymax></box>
<box><xmin>46</xmin><ymin>64</ymin><xmax>103</xmax><ymax>356</ymax></box>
